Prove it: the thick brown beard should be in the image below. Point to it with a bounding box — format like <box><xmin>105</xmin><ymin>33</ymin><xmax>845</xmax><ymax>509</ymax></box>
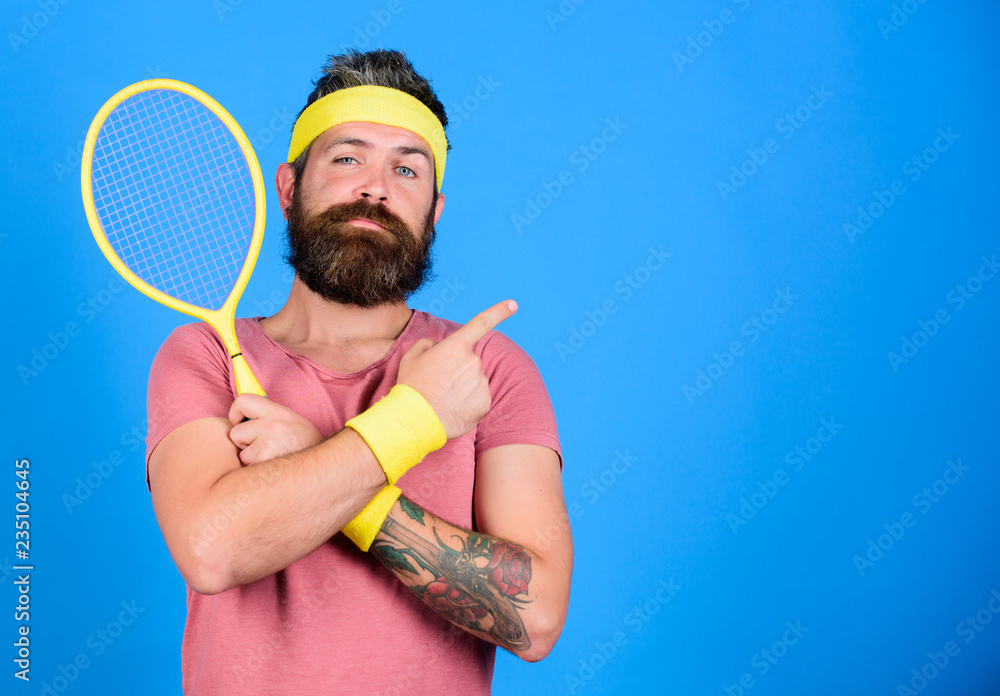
<box><xmin>284</xmin><ymin>192</ymin><xmax>437</xmax><ymax>308</ymax></box>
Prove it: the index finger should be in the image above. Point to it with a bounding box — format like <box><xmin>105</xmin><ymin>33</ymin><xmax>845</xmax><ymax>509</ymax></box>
<box><xmin>446</xmin><ymin>299</ymin><xmax>518</xmax><ymax>346</ymax></box>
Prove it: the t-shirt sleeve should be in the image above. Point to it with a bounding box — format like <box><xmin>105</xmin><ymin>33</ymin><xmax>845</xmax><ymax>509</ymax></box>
<box><xmin>474</xmin><ymin>331</ymin><xmax>562</xmax><ymax>469</ymax></box>
<box><xmin>144</xmin><ymin>322</ymin><xmax>237</xmax><ymax>489</ymax></box>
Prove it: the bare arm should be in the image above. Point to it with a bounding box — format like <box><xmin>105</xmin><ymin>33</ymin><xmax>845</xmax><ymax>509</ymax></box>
<box><xmin>369</xmin><ymin>444</ymin><xmax>573</xmax><ymax>662</ymax></box>
<box><xmin>149</xmin><ymin>299</ymin><xmax>519</xmax><ymax>595</ymax></box>
<box><xmin>148</xmin><ymin>415</ymin><xmax>384</xmax><ymax>595</ymax></box>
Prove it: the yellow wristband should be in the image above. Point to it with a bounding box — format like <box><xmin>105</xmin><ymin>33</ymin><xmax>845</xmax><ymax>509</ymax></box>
<box><xmin>345</xmin><ymin>384</ymin><xmax>447</xmax><ymax>485</ymax></box>
<box><xmin>342</xmin><ymin>485</ymin><xmax>401</xmax><ymax>552</ymax></box>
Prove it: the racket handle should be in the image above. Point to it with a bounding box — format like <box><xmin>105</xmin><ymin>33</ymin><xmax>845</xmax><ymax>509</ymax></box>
<box><xmin>232</xmin><ymin>353</ymin><xmax>266</xmax><ymax>397</ymax></box>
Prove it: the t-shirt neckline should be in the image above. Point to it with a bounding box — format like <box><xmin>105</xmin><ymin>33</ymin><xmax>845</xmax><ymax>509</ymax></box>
<box><xmin>247</xmin><ymin>309</ymin><xmax>422</xmax><ymax>379</ymax></box>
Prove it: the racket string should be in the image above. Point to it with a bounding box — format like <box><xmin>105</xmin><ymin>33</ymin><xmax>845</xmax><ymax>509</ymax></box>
<box><xmin>91</xmin><ymin>89</ymin><xmax>257</xmax><ymax>311</ymax></box>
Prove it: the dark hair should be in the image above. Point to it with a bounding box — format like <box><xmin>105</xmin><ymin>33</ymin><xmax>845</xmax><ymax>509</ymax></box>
<box><xmin>291</xmin><ymin>48</ymin><xmax>449</xmax><ymax>190</ymax></box>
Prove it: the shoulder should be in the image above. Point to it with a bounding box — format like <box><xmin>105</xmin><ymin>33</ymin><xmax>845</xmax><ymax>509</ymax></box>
<box><xmin>149</xmin><ymin>320</ymin><xmax>240</xmax><ymax>391</ymax></box>
<box><xmin>159</xmin><ymin>320</ymin><xmax>221</xmax><ymax>349</ymax></box>
<box><xmin>409</xmin><ymin>310</ymin><xmax>463</xmax><ymax>340</ymax></box>
<box><xmin>154</xmin><ymin>317</ymin><xmax>259</xmax><ymax>358</ymax></box>
<box><xmin>150</xmin><ymin>322</ymin><xmax>221</xmax><ymax>374</ymax></box>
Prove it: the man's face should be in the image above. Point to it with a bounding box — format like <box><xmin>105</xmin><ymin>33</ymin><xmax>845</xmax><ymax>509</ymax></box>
<box><xmin>281</xmin><ymin>121</ymin><xmax>444</xmax><ymax>308</ymax></box>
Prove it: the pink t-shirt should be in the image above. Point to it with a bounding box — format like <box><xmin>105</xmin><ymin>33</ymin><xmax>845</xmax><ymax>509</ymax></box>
<box><xmin>145</xmin><ymin>310</ymin><xmax>561</xmax><ymax>695</ymax></box>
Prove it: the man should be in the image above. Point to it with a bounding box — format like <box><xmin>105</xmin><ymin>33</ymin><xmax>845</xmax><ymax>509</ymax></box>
<box><xmin>145</xmin><ymin>49</ymin><xmax>573</xmax><ymax>694</ymax></box>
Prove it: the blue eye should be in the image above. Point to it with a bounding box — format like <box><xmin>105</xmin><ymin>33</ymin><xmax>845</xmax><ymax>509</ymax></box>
<box><xmin>397</xmin><ymin>166</ymin><xmax>415</xmax><ymax>178</ymax></box>
<box><xmin>335</xmin><ymin>156</ymin><xmax>357</xmax><ymax>164</ymax></box>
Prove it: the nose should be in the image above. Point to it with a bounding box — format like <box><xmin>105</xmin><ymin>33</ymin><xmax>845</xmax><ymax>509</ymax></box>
<box><xmin>356</xmin><ymin>163</ymin><xmax>389</xmax><ymax>202</ymax></box>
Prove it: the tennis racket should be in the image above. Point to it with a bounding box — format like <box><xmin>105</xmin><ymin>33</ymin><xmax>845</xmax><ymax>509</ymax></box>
<box><xmin>81</xmin><ymin>78</ymin><xmax>266</xmax><ymax>397</ymax></box>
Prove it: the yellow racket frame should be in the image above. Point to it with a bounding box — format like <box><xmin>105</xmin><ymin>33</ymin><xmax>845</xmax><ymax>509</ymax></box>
<box><xmin>81</xmin><ymin>78</ymin><xmax>266</xmax><ymax>396</ymax></box>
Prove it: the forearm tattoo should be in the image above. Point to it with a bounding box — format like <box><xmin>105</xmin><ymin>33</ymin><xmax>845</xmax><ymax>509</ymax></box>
<box><xmin>371</xmin><ymin>497</ymin><xmax>532</xmax><ymax>651</ymax></box>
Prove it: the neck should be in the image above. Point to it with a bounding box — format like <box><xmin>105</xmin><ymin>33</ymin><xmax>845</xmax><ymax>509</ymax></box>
<box><xmin>259</xmin><ymin>276</ymin><xmax>414</xmax><ymax>348</ymax></box>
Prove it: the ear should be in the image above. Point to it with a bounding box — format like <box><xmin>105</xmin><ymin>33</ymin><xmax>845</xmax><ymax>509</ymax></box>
<box><xmin>432</xmin><ymin>192</ymin><xmax>445</xmax><ymax>225</ymax></box>
<box><xmin>275</xmin><ymin>162</ymin><xmax>296</xmax><ymax>219</ymax></box>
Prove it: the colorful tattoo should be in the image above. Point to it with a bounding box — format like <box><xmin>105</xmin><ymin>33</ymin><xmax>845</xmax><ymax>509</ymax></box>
<box><xmin>371</xmin><ymin>498</ymin><xmax>533</xmax><ymax>651</ymax></box>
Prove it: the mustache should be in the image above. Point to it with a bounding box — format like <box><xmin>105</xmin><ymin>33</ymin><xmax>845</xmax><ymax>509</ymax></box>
<box><xmin>282</xmin><ymin>187</ymin><xmax>437</xmax><ymax>307</ymax></box>
<box><xmin>311</xmin><ymin>198</ymin><xmax>410</xmax><ymax>235</ymax></box>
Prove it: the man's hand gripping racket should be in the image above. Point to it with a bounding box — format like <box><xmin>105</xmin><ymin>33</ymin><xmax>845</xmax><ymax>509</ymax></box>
<box><xmin>81</xmin><ymin>79</ymin><xmax>266</xmax><ymax>397</ymax></box>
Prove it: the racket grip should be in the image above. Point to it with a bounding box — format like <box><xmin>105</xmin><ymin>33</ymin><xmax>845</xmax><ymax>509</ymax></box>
<box><xmin>232</xmin><ymin>353</ymin><xmax>266</xmax><ymax>397</ymax></box>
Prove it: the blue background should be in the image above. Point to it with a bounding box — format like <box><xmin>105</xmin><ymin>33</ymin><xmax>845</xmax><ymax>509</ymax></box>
<box><xmin>3</xmin><ymin>1</ymin><xmax>999</xmax><ymax>694</ymax></box>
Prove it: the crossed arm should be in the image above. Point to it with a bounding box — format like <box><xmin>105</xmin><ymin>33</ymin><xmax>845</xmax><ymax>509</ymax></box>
<box><xmin>150</xmin><ymin>300</ymin><xmax>573</xmax><ymax>660</ymax></box>
<box><xmin>149</xmin><ymin>414</ymin><xmax>572</xmax><ymax>661</ymax></box>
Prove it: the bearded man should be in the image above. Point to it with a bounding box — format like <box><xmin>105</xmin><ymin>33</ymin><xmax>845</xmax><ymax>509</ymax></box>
<box><xmin>144</xmin><ymin>48</ymin><xmax>573</xmax><ymax>695</ymax></box>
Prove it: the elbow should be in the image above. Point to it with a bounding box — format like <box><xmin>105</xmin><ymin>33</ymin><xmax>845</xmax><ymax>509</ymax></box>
<box><xmin>518</xmin><ymin>642</ymin><xmax>555</xmax><ymax>664</ymax></box>
<box><xmin>517</xmin><ymin>609</ymin><xmax>567</xmax><ymax>663</ymax></box>
<box><xmin>183</xmin><ymin>567</ymin><xmax>230</xmax><ymax>597</ymax></box>
<box><xmin>173</xmin><ymin>532</ymin><xmax>236</xmax><ymax>596</ymax></box>
<box><xmin>515</xmin><ymin>556</ymin><xmax>573</xmax><ymax>662</ymax></box>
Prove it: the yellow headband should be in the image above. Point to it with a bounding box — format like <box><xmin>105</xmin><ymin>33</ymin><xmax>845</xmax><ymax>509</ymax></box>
<box><xmin>287</xmin><ymin>85</ymin><xmax>447</xmax><ymax>190</ymax></box>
